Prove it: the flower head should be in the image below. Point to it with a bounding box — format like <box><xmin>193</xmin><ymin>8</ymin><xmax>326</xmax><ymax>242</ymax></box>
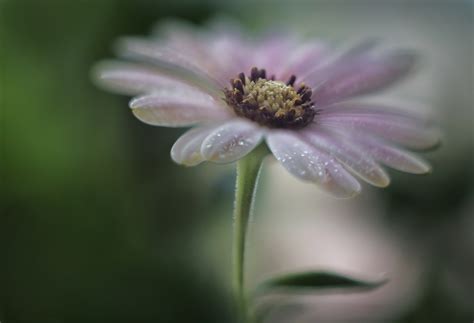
<box><xmin>94</xmin><ymin>19</ymin><xmax>439</xmax><ymax>198</ymax></box>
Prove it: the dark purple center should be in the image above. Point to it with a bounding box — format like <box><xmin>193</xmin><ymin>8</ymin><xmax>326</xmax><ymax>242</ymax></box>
<box><xmin>224</xmin><ymin>67</ymin><xmax>316</xmax><ymax>129</ymax></box>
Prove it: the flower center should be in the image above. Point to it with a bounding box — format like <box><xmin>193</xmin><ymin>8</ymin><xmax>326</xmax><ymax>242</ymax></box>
<box><xmin>224</xmin><ymin>67</ymin><xmax>316</xmax><ymax>129</ymax></box>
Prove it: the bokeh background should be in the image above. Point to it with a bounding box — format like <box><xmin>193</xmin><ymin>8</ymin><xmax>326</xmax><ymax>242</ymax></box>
<box><xmin>1</xmin><ymin>0</ymin><xmax>473</xmax><ymax>322</ymax></box>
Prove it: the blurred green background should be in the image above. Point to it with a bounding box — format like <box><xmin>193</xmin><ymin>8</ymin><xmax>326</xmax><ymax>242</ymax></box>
<box><xmin>1</xmin><ymin>1</ymin><xmax>473</xmax><ymax>323</ymax></box>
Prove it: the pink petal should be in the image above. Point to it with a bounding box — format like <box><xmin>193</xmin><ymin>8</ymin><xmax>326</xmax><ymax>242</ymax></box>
<box><xmin>253</xmin><ymin>37</ymin><xmax>298</xmax><ymax>72</ymax></box>
<box><xmin>93</xmin><ymin>61</ymin><xmax>201</xmax><ymax>95</ymax></box>
<box><xmin>300</xmin><ymin>39</ymin><xmax>379</xmax><ymax>85</ymax></box>
<box><xmin>157</xmin><ymin>29</ymin><xmax>221</xmax><ymax>77</ymax></box>
<box><xmin>299</xmin><ymin>39</ymin><xmax>416</xmax><ymax>106</ymax></box>
<box><xmin>154</xmin><ymin>21</ymin><xmax>251</xmax><ymax>85</ymax></box>
<box><xmin>203</xmin><ymin>17</ymin><xmax>254</xmax><ymax>78</ymax></box>
<box><xmin>130</xmin><ymin>90</ymin><xmax>231</xmax><ymax>127</ymax></box>
<box><xmin>171</xmin><ymin>126</ymin><xmax>217</xmax><ymax>166</ymax></box>
<box><xmin>353</xmin><ymin>136</ymin><xmax>432</xmax><ymax>174</ymax></box>
<box><xmin>266</xmin><ymin>131</ymin><xmax>361</xmax><ymax>198</ymax></box>
<box><xmin>277</xmin><ymin>41</ymin><xmax>328</xmax><ymax>80</ymax></box>
<box><xmin>302</xmin><ymin>126</ymin><xmax>390</xmax><ymax>187</ymax></box>
<box><xmin>318</xmin><ymin>101</ymin><xmax>433</xmax><ymax>122</ymax></box>
<box><xmin>200</xmin><ymin>119</ymin><xmax>264</xmax><ymax>163</ymax></box>
<box><xmin>317</xmin><ymin>111</ymin><xmax>439</xmax><ymax>150</ymax></box>
<box><xmin>312</xmin><ymin>51</ymin><xmax>417</xmax><ymax>106</ymax></box>
<box><xmin>331</xmin><ymin>39</ymin><xmax>380</xmax><ymax>62</ymax></box>
<box><xmin>116</xmin><ymin>37</ymin><xmax>225</xmax><ymax>93</ymax></box>
<box><xmin>205</xmin><ymin>36</ymin><xmax>254</xmax><ymax>83</ymax></box>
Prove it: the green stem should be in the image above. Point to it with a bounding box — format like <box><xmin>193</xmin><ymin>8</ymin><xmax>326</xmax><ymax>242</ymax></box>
<box><xmin>233</xmin><ymin>144</ymin><xmax>268</xmax><ymax>323</ymax></box>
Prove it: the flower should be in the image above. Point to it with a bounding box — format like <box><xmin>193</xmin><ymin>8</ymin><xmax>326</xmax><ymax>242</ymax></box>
<box><xmin>93</xmin><ymin>19</ymin><xmax>439</xmax><ymax>198</ymax></box>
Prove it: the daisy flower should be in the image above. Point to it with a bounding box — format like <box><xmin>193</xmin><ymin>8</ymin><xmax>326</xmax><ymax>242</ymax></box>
<box><xmin>93</xmin><ymin>19</ymin><xmax>441</xmax><ymax>322</ymax></box>
<box><xmin>94</xmin><ymin>20</ymin><xmax>438</xmax><ymax>198</ymax></box>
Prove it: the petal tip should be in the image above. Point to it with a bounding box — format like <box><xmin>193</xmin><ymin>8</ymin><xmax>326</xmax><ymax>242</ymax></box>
<box><xmin>171</xmin><ymin>146</ymin><xmax>203</xmax><ymax>167</ymax></box>
<box><xmin>417</xmin><ymin>163</ymin><xmax>433</xmax><ymax>175</ymax></box>
<box><xmin>129</xmin><ymin>97</ymin><xmax>140</xmax><ymax>109</ymax></box>
<box><xmin>378</xmin><ymin>176</ymin><xmax>391</xmax><ymax>188</ymax></box>
<box><xmin>89</xmin><ymin>61</ymin><xmax>116</xmax><ymax>89</ymax></box>
<box><xmin>320</xmin><ymin>174</ymin><xmax>362</xmax><ymax>199</ymax></box>
<box><xmin>330</xmin><ymin>183</ymin><xmax>362</xmax><ymax>199</ymax></box>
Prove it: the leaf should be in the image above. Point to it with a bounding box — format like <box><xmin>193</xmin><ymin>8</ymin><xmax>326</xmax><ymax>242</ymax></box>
<box><xmin>256</xmin><ymin>271</ymin><xmax>387</xmax><ymax>295</ymax></box>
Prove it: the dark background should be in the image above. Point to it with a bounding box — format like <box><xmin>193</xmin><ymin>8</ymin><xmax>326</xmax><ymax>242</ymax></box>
<box><xmin>1</xmin><ymin>1</ymin><xmax>473</xmax><ymax>322</ymax></box>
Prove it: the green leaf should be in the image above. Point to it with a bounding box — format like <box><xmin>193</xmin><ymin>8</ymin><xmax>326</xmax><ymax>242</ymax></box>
<box><xmin>256</xmin><ymin>271</ymin><xmax>387</xmax><ymax>294</ymax></box>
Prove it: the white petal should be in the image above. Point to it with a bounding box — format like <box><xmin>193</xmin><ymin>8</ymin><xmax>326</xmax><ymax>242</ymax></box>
<box><xmin>266</xmin><ymin>131</ymin><xmax>361</xmax><ymax>198</ymax></box>
<box><xmin>302</xmin><ymin>127</ymin><xmax>390</xmax><ymax>187</ymax></box>
<box><xmin>171</xmin><ymin>126</ymin><xmax>217</xmax><ymax>166</ymax></box>
<box><xmin>130</xmin><ymin>90</ymin><xmax>231</xmax><ymax>127</ymax></box>
<box><xmin>200</xmin><ymin>119</ymin><xmax>264</xmax><ymax>163</ymax></box>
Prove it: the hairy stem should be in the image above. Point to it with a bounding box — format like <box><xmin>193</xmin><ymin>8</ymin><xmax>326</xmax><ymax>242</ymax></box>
<box><xmin>233</xmin><ymin>144</ymin><xmax>268</xmax><ymax>323</ymax></box>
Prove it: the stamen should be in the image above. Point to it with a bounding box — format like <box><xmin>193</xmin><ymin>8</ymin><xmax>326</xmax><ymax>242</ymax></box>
<box><xmin>233</xmin><ymin>79</ymin><xmax>244</xmax><ymax>93</ymax></box>
<box><xmin>224</xmin><ymin>68</ymin><xmax>316</xmax><ymax>129</ymax></box>
<box><xmin>250</xmin><ymin>67</ymin><xmax>260</xmax><ymax>81</ymax></box>
<box><xmin>234</xmin><ymin>91</ymin><xmax>243</xmax><ymax>102</ymax></box>
<box><xmin>297</xmin><ymin>84</ymin><xmax>306</xmax><ymax>94</ymax></box>
<box><xmin>286</xmin><ymin>75</ymin><xmax>296</xmax><ymax>86</ymax></box>
<box><xmin>238</xmin><ymin>72</ymin><xmax>246</xmax><ymax>85</ymax></box>
<box><xmin>300</xmin><ymin>89</ymin><xmax>312</xmax><ymax>101</ymax></box>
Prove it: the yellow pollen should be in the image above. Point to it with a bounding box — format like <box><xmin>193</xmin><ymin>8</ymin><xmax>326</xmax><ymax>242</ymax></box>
<box><xmin>241</xmin><ymin>79</ymin><xmax>305</xmax><ymax>118</ymax></box>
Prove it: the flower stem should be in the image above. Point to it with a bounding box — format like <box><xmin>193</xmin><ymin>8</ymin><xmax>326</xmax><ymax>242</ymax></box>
<box><xmin>233</xmin><ymin>144</ymin><xmax>268</xmax><ymax>323</ymax></box>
